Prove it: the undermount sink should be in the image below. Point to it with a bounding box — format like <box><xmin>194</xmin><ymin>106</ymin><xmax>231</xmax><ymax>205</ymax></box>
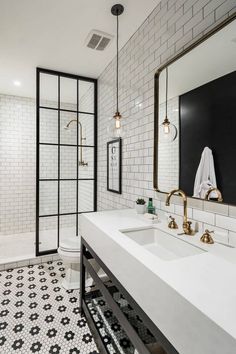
<box><xmin>121</xmin><ymin>227</ymin><xmax>206</xmax><ymax>261</ymax></box>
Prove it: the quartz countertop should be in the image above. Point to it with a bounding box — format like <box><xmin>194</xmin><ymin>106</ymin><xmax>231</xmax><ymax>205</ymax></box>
<box><xmin>80</xmin><ymin>209</ymin><xmax>236</xmax><ymax>354</ymax></box>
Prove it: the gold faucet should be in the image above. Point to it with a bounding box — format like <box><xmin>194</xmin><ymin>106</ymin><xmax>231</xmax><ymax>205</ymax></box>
<box><xmin>205</xmin><ymin>188</ymin><xmax>223</xmax><ymax>202</ymax></box>
<box><xmin>165</xmin><ymin>189</ymin><xmax>194</xmax><ymax>235</ymax></box>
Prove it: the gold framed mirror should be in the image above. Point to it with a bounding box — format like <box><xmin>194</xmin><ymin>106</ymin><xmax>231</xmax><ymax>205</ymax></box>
<box><xmin>153</xmin><ymin>13</ymin><xmax>236</xmax><ymax>205</ymax></box>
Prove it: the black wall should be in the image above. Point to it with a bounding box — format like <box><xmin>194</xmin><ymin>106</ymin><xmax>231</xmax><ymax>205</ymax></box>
<box><xmin>179</xmin><ymin>71</ymin><xmax>236</xmax><ymax>204</ymax></box>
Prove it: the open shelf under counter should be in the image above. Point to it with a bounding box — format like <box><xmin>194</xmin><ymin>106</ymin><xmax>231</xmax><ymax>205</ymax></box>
<box><xmin>80</xmin><ymin>237</ymin><xmax>179</xmax><ymax>354</ymax></box>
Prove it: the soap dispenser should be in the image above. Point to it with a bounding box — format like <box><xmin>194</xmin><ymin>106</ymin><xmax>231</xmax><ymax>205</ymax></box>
<box><xmin>147</xmin><ymin>198</ymin><xmax>155</xmax><ymax>214</ymax></box>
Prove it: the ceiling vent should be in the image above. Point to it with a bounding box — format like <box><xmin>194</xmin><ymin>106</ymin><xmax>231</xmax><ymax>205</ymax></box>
<box><xmin>85</xmin><ymin>30</ymin><xmax>113</xmax><ymax>51</ymax></box>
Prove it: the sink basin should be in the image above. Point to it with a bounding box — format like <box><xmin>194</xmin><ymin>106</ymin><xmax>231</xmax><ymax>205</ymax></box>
<box><xmin>121</xmin><ymin>227</ymin><xmax>206</xmax><ymax>261</ymax></box>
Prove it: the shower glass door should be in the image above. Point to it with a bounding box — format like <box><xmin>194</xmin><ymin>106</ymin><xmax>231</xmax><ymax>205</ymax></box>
<box><xmin>36</xmin><ymin>68</ymin><xmax>97</xmax><ymax>256</ymax></box>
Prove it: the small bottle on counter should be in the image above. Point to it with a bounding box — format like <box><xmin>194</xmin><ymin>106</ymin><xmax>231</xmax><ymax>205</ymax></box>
<box><xmin>147</xmin><ymin>198</ymin><xmax>155</xmax><ymax>214</ymax></box>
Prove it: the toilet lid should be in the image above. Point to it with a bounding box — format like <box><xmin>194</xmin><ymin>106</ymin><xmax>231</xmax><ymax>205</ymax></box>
<box><xmin>59</xmin><ymin>236</ymin><xmax>81</xmax><ymax>252</ymax></box>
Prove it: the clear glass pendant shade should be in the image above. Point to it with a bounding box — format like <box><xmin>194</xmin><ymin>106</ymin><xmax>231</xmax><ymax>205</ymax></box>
<box><xmin>107</xmin><ymin>112</ymin><xmax>124</xmax><ymax>139</ymax></box>
<box><xmin>159</xmin><ymin>67</ymin><xmax>178</xmax><ymax>143</ymax></box>
<box><xmin>159</xmin><ymin>116</ymin><xmax>177</xmax><ymax>143</ymax></box>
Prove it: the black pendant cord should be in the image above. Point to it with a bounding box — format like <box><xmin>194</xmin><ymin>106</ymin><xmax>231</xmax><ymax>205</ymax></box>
<box><xmin>116</xmin><ymin>12</ymin><xmax>119</xmax><ymax>113</ymax></box>
<box><xmin>165</xmin><ymin>66</ymin><xmax>168</xmax><ymax>118</ymax></box>
<box><xmin>111</xmin><ymin>4</ymin><xmax>124</xmax><ymax>116</ymax></box>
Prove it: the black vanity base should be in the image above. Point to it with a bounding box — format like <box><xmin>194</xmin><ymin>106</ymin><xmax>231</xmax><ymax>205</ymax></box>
<box><xmin>80</xmin><ymin>237</ymin><xmax>179</xmax><ymax>354</ymax></box>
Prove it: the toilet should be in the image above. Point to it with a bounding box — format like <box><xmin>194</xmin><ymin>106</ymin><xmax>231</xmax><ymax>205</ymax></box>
<box><xmin>58</xmin><ymin>236</ymin><xmax>81</xmax><ymax>290</ymax></box>
<box><xmin>58</xmin><ymin>234</ymin><xmax>108</xmax><ymax>290</ymax></box>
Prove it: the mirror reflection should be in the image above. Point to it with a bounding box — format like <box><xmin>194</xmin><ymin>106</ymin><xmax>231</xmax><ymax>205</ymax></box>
<box><xmin>156</xmin><ymin>19</ymin><xmax>236</xmax><ymax>204</ymax></box>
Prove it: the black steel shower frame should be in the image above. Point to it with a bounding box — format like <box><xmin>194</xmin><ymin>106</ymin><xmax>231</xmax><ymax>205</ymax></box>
<box><xmin>36</xmin><ymin>67</ymin><xmax>97</xmax><ymax>257</ymax></box>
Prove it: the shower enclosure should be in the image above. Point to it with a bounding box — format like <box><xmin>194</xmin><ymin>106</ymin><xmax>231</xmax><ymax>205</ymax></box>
<box><xmin>36</xmin><ymin>68</ymin><xmax>97</xmax><ymax>256</ymax></box>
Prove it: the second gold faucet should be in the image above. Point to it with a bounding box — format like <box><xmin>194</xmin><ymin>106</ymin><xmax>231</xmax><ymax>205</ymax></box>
<box><xmin>165</xmin><ymin>189</ymin><xmax>194</xmax><ymax>235</ymax></box>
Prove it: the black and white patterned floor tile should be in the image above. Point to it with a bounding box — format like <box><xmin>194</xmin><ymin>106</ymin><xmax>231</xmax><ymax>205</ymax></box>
<box><xmin>85</xmin><ymin>287</ymin><xmax>155</xmax><ymax>354</ymax></box>
<box><xmin>0</xmin><ymin>261</ymin><xmax>99</xmax><ymax>354</ymax></box>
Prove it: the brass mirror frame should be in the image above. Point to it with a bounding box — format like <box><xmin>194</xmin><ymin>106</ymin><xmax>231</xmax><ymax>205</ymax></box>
<box><xmin>153</xmin><ymin>12</ymin><xmax>236</xmax><ymax>205</ymax></box>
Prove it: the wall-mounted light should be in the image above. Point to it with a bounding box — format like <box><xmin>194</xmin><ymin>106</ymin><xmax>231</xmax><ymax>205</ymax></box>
<box><xmin>107</xmin><ymin>4</ymin><xmax>124</xmax><ymax>139</ymax></box>
<box><xmin>159</xmin><ymin>67</ymin><xmax>177</xmax><ymax>143</ymax></box>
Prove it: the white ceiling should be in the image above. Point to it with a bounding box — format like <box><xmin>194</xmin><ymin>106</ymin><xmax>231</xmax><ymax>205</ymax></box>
<box><xmin>0</xmin><ymin>0</ymin><xmax>160</xmax><ymax>99</ymax></box>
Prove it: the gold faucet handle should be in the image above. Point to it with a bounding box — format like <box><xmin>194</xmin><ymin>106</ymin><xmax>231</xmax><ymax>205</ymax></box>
<box><xmin>183</xmin><ymin>221</ymin><xmax>195</xmax><ymax>235</ymax></box>
<box><xmin>200</xmin><ymin>229</ymin><xmax>214</xmax><ymax>244</ymax></box>
<box><xmin>168</xmin><ymin>216</ymin><xmax>178</xmax><ymax>229</ymax></box>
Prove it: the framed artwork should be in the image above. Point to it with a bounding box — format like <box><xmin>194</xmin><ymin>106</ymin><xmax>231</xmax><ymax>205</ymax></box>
<box><xmin>107</xmin><ymin>138</ymin><xmax>122</xmax><ymax>194</ymax></box>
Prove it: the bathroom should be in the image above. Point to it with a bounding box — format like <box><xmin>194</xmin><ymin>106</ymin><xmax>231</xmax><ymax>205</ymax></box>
<box><xmin>0</xmin><ymin>0</ymin><xmax>236</xmax><ymax>353</ymax></box>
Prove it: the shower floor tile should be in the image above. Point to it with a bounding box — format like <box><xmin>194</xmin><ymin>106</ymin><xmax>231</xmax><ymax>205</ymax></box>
<box><xmin>0</xmin><ymin>260</ymin><xmax>99</xmax><ymax>354</ymax></box>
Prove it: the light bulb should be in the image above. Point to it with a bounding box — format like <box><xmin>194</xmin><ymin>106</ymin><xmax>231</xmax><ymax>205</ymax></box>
<box><xmin>115</xmin><ymin>118</ymin><xmax>121</xmax><ymax>129</ymax></box>
<box><xmin>159</xmin><ymin>116</ymin><xmax>177</xmax><ymax>143</ymax></box>
<box><xmin>163</xmin><ymin>123</ymin><xmax>170</xmax><ymax>134</ymax></box>
<box><xmin>107</xmin><ymin>111</ymin><xmax>124</xmax><ymax>139</ymax></box>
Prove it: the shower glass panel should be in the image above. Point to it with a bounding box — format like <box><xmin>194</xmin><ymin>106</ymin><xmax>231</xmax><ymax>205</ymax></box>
<box><xmin>78</xmin><ymin>180</ymin><xmax>94</xmax><ymax>212</ymax></box>
<box><xmin>40</xmin><ymin>73</ymin><xmax>58</xmax><ymax>108</ymax></box>
<box><xmin>60</xmin><ymin>77</ymin><xmax>77</xmax><ymax>110</ymax></box>
<box><xmin>78</xmin><ymin>147</ymin><xmax>94</xmax><ymax>179</ymax></box>
<box><xmin>79</xmin><ymin>81</ymin><xmax>95</xmax><ymax>113</ymax></box>
<box><xmin>39</xmin><ymin>181</ymin><xmax>58</xmax><ymax>215</ymax></box>
<box><xmin>39</xmin><ymin>145</ymin><xmax>58</xmax><ymax>180</ymax></box>
<box><xmin>60</xmin><ymin>111</ymin><xmax>78</xmax><ymax>145</ymax></box>
<box><xmin>60</xmin><ymin>215</ymin><xmax>77</xmax><ymax>243</ymax></box>
<box><xmin>39</xmin><ymin>216</ymin><xmax>58</xmax><ymax>253</ymax></box>
<box><xmin>60</xmin><ymin>181</ymin><xmax>77</xmax><ymax>214</ymax></box>
<box><xmin>60</xmin><ymin>146</ymin><xmax>77</xmax><ymax>179</ymax></box>
<box><xmin>36</xmin><ymin>68</ymin><xmax>97</xmax><ymax>256</ymax></box>
<box><xmin>79</xmin><ymin>114</ymin><xmax>94</xmax><ymax>146</ymax></box>
<box><xmin>40</xmin><ymin>108</ymin><xmax>58</xmax><ymax>144</ymax></box>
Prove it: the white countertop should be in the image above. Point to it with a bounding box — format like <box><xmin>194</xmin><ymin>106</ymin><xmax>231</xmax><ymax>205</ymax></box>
<box><xmin>80</xmin><ymin>209</ymin><xmax>236</xmax><ymax>354</ymax></box>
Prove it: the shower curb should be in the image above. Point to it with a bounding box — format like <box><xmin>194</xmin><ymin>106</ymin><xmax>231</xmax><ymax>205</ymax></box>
<box><xmin>0</xmin><ymin>253</ymin><xmax>60</xmax><ymax>271</ymax></box>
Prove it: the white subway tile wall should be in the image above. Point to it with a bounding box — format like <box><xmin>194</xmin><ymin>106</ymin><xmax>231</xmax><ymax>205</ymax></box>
<box><xmin>0</xmin><ymin>88</ymin><xmax>94</xmax><ymax>236</ymax></box>
<box><xmin>97</xmin><ymin>0</ymin><xmax>236</xmax><ymax>244</ymax></box>
<box><xmin>0</xmin><ymin>95</ymin><xmax>36</xmax><ymax>235</ymax></box>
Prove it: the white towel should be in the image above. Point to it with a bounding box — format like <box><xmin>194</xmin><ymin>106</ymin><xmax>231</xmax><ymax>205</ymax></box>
<box><xmin>193</xmin><ymin>147</ymin><xmax>217</xmax><ymax>199</ymax></box>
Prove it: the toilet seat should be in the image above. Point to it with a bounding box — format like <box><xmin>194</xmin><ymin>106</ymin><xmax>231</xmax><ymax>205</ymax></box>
<box><xmin>59</xmin><ymin>247</ymin><xmax>80</xmax><ymax>253</ymax></box>
<box><xmin>59</xmin><ymin>236</ymin><xmax>80</xmax><ymax>252</ymax></box>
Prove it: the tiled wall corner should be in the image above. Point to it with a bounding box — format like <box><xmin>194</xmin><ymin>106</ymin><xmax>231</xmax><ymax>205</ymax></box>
<box><xmin>97</xmin><ymin>0</ymin><xmax>236</xmax><ymax>243</ymax></box>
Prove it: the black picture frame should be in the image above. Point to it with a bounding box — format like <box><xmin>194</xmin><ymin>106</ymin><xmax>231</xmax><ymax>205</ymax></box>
<box><xmin>107</xmin><ymin>138</ymin><xmax>122</xmax><ymax>194</ymax></box>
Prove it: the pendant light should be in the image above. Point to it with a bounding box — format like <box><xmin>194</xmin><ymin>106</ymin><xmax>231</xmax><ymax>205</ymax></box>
<box><xmin>159</xmin><ymin>67</ymin><xmax>177</xmax><ymax>143</ymax></box>
<box><xmin>108</xmin><ymin>4</ymin><xmax>124</xmax><ymax>139</ymax></box>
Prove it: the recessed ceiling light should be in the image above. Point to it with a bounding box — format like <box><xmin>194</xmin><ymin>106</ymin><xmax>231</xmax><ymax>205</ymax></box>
<box><xmin>13</xmin><ymin>80</ymin><xmax>21</xmax><ymax>86</ymax></box>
